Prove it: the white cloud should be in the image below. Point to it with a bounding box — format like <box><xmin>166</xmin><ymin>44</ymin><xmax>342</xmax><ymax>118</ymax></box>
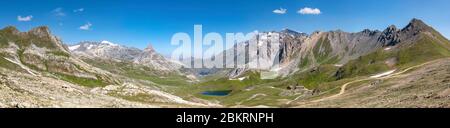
<box><xmin>79</xmin><ymin>22</ymin><xmax>92</xmax><ymax>30</ymax></box>
<box><xmin>17</xmin><ymin>15</ymin><xmax>33</xmax><ymax>22</ymax></box>
<box><xmin>73</xmin><ymin>8</ymin><xmax>84</xmax><ymax>13</ymax></box>
<box><xmin>298</xmin><ymin>7</ymin><xmax>321</xmax><ymax>15</ymax></box>
<box><xmin>52</xmin><ymin>8</ymin><xmax>66</xmax><ymax>16</ymax></box>
<box><xmin>273</xmin><ymin>8</ymin><xmax>287</xmax><ymax>14</ymax></box>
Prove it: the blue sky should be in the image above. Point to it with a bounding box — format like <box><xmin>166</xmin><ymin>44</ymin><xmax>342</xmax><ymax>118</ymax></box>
<box><xmin>1</xmin><ymin>0</ymin><xmax>450</xmax><ymax>55</ymax></box>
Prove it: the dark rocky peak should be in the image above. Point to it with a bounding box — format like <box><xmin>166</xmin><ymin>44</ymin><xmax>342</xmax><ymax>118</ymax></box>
<box><xmin>378</xmin><ymin>25</ymin><xmax>401</xmax><ymax>46</ymax></box>
<box><xmin>378</xmin><ymin>19</ymin><xmax>434</xmax><ymax>47</ymax></box>
<box><xmin>402</xmin><ymin>18</ymin><xmax>431</xmax><ymax>33</ymax></box>
<box><xmin>410</xmin><ymin>18</ymin><xmax>426</xmax><ymax>25</ymax></box>
<box><xmin>405</xmin><ymin>18</ymin><xmax>427</xmax><ymax>28</ymax></box>
<box><xmin>385</xmin><ymin>25</ymin><xmax>399</xmax><ymax>33</ymax></box>
<box><xmin>360</xmin><ymin>29</ymin><xmax>379</xmax><ymax>36</ymax></box>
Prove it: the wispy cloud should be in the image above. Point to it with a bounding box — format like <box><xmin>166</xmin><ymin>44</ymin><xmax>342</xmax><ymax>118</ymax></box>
<box><xmin>17</xmin><ymin>15</ymin><xmax>33</xmax><ymax>22</ymax></box>
<box><xmin>79</xmin><ymin>22</ymin><xmax>92</xmax><ymax>30</ymax></box>
<box><xmin>273</xmin><ymin>8</ymin><xmax>287</xmax><ymax>14</ymax></box>
<box><xmin>73</xmin><ymin>8</ymin><xmax>84</xmax><ymax>13</ymax></box>
<box><xmin>298</xmin><ymin>7</ymin><xmax>321</xmax><ymax>15</ymax></box>
<box><xmin>52</xmin><ymin>7</ymin><xmax>66</xmax><ymax>17</ymax></box>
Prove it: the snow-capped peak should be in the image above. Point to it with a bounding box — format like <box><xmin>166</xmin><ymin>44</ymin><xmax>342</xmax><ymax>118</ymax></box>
<box><xmin>101</xmin><ymin>40</ymin><xmax>118</xmax><ymax>46</ymax></box>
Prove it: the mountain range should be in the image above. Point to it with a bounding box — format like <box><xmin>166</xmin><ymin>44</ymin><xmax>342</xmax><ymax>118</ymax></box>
<box><xmin>70</xmin><ymin>40</ymin><xmax>181</xmax><ymax>72</ymax></box>
<box><xmin>225</xmin><ymin>19</ymin><xmax>449</xmax><ymax>78</ymax></box>
<box><xmin>0</xmin><ymin>18</ymin><xmax>449</xmax><ymax>108</ymax></box>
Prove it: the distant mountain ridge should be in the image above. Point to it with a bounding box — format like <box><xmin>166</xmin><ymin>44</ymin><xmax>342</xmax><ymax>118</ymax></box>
<box><xmin>70</xmin><ymin>41</ymin><xmax>141</xmax><ymax>61</ymax></box>
<box><xmin>223</xmin><ymin>18</ymin><xmax>450</xmax><ymax>79</ymax></box>
<box><xmin>69</xmin><ymin>41</ymin><xmax>180</xmax><ymax>71</ymax></box>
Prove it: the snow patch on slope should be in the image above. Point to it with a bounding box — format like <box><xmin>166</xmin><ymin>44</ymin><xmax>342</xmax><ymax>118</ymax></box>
<box><xmin>69</xmin><ymin>45</ymin><xmax>80</xmax><ymax>51</ymax></box>
<box><xmin>370</xmin><ymin>70</ymin><xmax>396</xmax><ymax>78</ymax></box>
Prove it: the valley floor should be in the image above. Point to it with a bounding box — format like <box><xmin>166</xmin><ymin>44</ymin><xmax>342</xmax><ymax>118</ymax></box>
<box><xmin>292</xmin><ymin>58</ymin><xmax>450</xmax><ymax>108</ymax></box>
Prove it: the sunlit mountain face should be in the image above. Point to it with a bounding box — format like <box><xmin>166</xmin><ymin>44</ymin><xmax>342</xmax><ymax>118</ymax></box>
<box><xmin>1</xmin><ymin>0</ymin><xmax>450</xmax><ymax>108</ymax></box>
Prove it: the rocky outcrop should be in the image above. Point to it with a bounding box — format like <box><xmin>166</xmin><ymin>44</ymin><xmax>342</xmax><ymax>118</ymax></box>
<box><xmin>379</xmin><ymin>18</ymin><xmax>434</xmax><ymax>47</ymax></box>
<box><xmin>378</xmin><ymin>25</ymin><xmax>401</xmax><ymax>46</ymax></box>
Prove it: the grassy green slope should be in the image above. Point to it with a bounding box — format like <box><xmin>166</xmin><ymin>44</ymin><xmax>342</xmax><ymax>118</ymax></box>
<box><xmin>0</xmin><ymin>27</ymin><xmax>111</xmax><ymax>88</ymax></box>
<box><xmin>82</xmin><ymin>58</ymin><xmax>191</xmax><ymax>86</ymax></box>
<box><xmin>190</xmin><ymin>33</ymin><xmax>450</xmax><ymax>107</ymax></box>
<box><xmin>339</xmin><ymin>34</ymin><xmax>450</xmax><ymax>79</ymax></box>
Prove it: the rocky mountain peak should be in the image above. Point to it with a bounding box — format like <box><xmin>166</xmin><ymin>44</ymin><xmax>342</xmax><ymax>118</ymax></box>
<box><xmin>386</xmin><ymin>25</ymin><xmax>398</xmax><ymax>32</ymax></box>
<box><xmin>376</xmin><ymin>18</ymin><xmax>434</xmax><ymax>47</ymax></box>
<box><xmin>0</xmin><ymin>26</ymin><xmax>67</xmax><ymax>51</ymax></box>
<box><xmin>144</xmin><ymin>44</ymin><xmax>156</xmax><ymax>53</ymax></box>
<box><xmin>361</xmin><ymin>29</ymin><xmax>379</xmax><ymax>36</ymax></box>
<box><xmin>408</xmin><ymin>18</ymin><xmax>427</xmax><ymax>27</ymax></box>
<box><xmin>402</xmin><ymin>18</ymin><xmax>430</xmax><ymax>33</ymax></box>
<box><xmin>361</xmin><ymin>29</ymin><xmax>373</xmax><ymax>33</ymax></box>
<box><xmin>1</xmin><ymin>26</ymin><xmax>20</xmax><ymax>35</ymax></box>
<box><xmin>28</xmin><ymin>26</ymin><xmax>51</xmax><ymax>38</ymax></box>
<box><xmin>281</xmin><ymin>28</ymin><xmax>299</xmax><ymax>34</ymax></box>
<box><xmin>378</xmin><ymin>25</ymin><xmax>401</xmax><ymax>46</ymax></box>
<box><xmin>133</xmin><ymin>44</ymin><xmax>179</xmax><ymax>71</ymax></box>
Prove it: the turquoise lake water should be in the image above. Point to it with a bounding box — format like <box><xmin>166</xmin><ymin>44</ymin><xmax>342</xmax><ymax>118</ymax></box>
<box><xmin>201</xmin><ymin>90</ymin><xmax>232</xmax><ymax>96</ymax></box>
